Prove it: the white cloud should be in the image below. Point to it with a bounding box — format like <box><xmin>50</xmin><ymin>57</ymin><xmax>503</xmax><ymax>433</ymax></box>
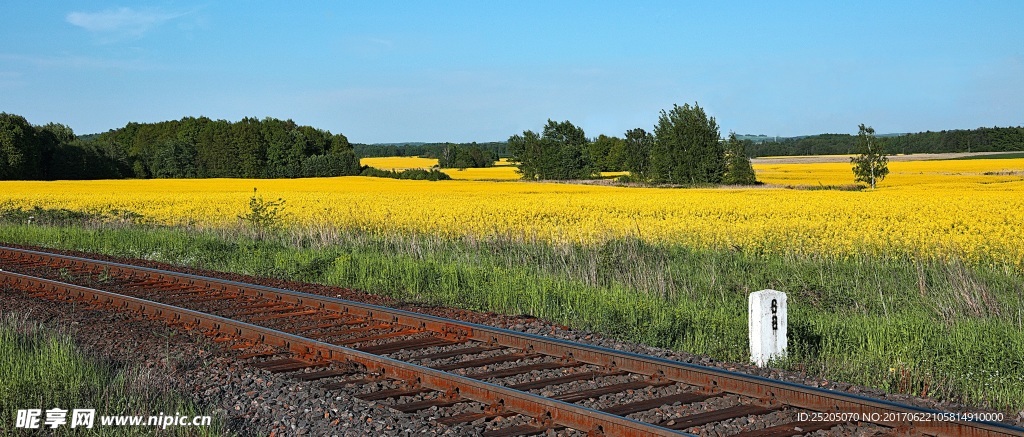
<box><xmin>66</xmin><ymin>7</ymin><xmax>187</xmax><ymax>38</ymax></box>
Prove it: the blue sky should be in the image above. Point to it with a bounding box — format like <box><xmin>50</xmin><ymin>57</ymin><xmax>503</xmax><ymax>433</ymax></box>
<box><xmin>2</xmin><ymin>1</ymin><xmax>1022</xmax><ymax>143</ymax></box>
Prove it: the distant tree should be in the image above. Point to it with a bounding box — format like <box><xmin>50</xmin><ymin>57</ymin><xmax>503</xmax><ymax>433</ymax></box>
<box><xmin>232</xmin><ymin>117</ymin><xmax>268</xmax><ymax>178</ymax></box>
<box><xmin>623</xmin><ymin>128</ymin><xmax>653</xmax><ymax>179</ymax></box>
<box><xmin>587</xmin><ymin>134</ymin><xmax>627</xmax><ymax>172</ymax></box>
<box><xmin>196</xmin><ymin>120</ymin><xmax>235</xmax><ymax>177</ymax></box>
<box><xmin>301</xmin><ymin>154</ymin><xmax>357</xmax><ymax>177</ymax></box>
<box><xmin>324</xmin><ymin>133</ymin><xmax>360</xmax><ymax>175</ymax></box>
<box><xmin>297</xmin><ymin>125</ymin><xmax>329</xmax><ymax>156</ymax></box>
<box><xmin>508</xmin><ymin>119</ymin><xmax>595</xmax><ymax>180</ymax></box>
<box><xmin>261</xmin><ymin>118</ymin><xmax>299</xmax><ymax>178</ymax></box>
<box><xmin>281</xmin><ymin>128</ymin><xmax>310</xmax><ymax>177</ymax></box>
<box><xmin>438</xmin><ymin>143</ymin><xmax>494</xmax><ymax>169</ymax></box>
<box><xmin>151</xmin><ymin>139</ymin><xmax>198</xmax><ymax>178</ymax></box>
<box><xmin>722</xmin><ymin>132</ymin><xmax>757</xmax><ymax>185</ymax></box>
<box><xmin>508</xmin><ymin>131</ymin><xmax>544</xmax><ymax>179</ymax></box>
<box><xmin>650</xmin><ymin>103</ymin><xmax>723</xmax><ymax>184</ymax></box>
<box><xmin>851</xmin><ymin>124</ymin><xmax>889</xmax><ymax>189</ymax></box>
<box><xmin>49</xmin><ymin>141</ymin><xmax>128</xmax><ymax>180</ymax></box>
<box><xmin>40</xmin><ymin>123</ymin><xmax>76</xmax><ymax>144</ymax></box>
<box><xmin>605</xmin><ymin>136</ymin><xmax>626</xmax><ymax>171</ymax></box>
<box><xmin>0</xmin><ymin>113</ymin><xmax>45</xmax><ymax>180</ymax></box>
<box><xmin>354</xmin><ymin>142</ymin><xmax>508</xmax><ymax>160</ymax></box>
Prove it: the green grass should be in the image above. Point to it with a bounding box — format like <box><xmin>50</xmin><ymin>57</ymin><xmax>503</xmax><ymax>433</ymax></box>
<box><xmin>1</xmin><ymin>222</ymin><xmax>1022</xmax><ymax>411</ymax></box>
<box><xmin>0</xmin><ymin>311</ymin><xmax>228</xmax><ymax>436</ymax></box>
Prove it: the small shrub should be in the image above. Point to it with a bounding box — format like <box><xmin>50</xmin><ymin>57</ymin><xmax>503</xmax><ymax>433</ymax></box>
<box><xmin>238</xmin><ymin>188</ymin><xmax>287</xmax><ymax>239</ymax></box>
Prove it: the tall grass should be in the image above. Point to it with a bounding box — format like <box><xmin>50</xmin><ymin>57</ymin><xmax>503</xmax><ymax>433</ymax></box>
<box><xmin>1</xmin><ymin>222</ymin><xmax>1022</xmax><ymax>411</ymax></box>
<box><xmin>0</xmin><ymin>311</ymin><xmax>227</xmax><ymax>436</ymax></box>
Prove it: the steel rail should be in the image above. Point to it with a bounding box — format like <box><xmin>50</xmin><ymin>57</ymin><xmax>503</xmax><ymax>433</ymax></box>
<box><xmin>0</xmin><ymin>269</ymin><xmax>689</xmax><ymax>437</ymax></box>
<box><xmin>2</xmin><ymin>245</ymin><xmax>1022</xmax><ymax>437</ymax></box>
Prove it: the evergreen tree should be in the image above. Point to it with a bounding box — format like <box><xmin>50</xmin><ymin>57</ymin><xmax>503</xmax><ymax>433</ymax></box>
<box><xmin>722</xmin><ymin>132</ymin><xmax>757</xmax><ymax>185</ymax></box>
<box><xmin>327</xmin><ymin>133</ymin><xmax>360</xmax><ymax>175</ymax></box>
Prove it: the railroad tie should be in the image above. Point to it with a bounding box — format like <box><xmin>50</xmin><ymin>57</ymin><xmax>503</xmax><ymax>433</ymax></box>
<box><xmin>552</xmin><ymin>379</ymin><xmax>674</xmax><ymax>403</ymax></box>
<box><xmin>659</xmin><ymin>404</ymin><xmax>783</xmax><ymax>430</ymax></box>
<box><xmin>600</xmin><ymin>391</ymin><xmax>724</xmax><ymax>416</ymax></box>
<box><xmin>292</xmin><ymin>369</ymin><xmax>359</xmax><ymax>382</ymax></box>
<box><xmin>355</xmin><ymin>387</ymin><xmax>434</xmax><ymax>402</ymax></box>
<box><xmin>431</xmin><ymin>352</ymin><xmax>542</xmax><ymax>372</ymax></box>
<box><xmin>391</xmin><ymin>396</ymin><xmax>470</xmax><ymax>413</ymax></box>
<box><xmin>481</xmin><ymin>422</ymin><xmax>564</xmax><ymax>437</ymax></box>
<box><xmin>507</xmin><ymin>370</ymin><xmax>628</xmax><ymax>391</ymax></box>
<box><xmin>730</xmin><ymin>420</ymin><xmax>844</xmax><ymax>437</ymax></box>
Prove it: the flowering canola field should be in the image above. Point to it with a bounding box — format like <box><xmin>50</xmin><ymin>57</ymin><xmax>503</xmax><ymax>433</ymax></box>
<box><xmin>361</xmin><ymin>157</ymin><xmax>631</xmax><ymax>180</ymax></box>
<box><xmin>360</xmin><ymin>157</ymin><xmax>521</xmax><ymax>180</ymax></box>
<box><xmin>2</xmin><ymin>157</ymin><xmax>1023</xmax><ymax>266</ymax></box>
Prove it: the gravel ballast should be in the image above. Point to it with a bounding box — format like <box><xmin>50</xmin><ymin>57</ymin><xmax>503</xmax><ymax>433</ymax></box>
<box><xmin>2</xmin><ymin>243</ymin><xmax>1021</xmax><ymax>435</ymax></box>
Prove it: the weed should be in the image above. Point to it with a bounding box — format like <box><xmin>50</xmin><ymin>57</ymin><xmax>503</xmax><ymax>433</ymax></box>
<box><xmin>0</xmin><ymin>312</ymin><xmax>228</xmax><ymax>436</ymax></box>
<box><xmin>237</xmin><ymin>188</ymin><xmax>287</xmax><ymax>240</ymax></box>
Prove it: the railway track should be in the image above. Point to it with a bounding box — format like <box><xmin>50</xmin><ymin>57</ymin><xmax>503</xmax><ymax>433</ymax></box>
<box><xmin>1</xmin><ymin>245</ymin><xmax>1020</xmax><ymax>437</ymax></box>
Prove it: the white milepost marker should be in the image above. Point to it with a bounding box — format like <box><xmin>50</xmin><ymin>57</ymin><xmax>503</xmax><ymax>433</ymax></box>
<box><xmin>749</xmin><ymin>289</ymin><xmax>787</xmax><ymax>367</ymax></box>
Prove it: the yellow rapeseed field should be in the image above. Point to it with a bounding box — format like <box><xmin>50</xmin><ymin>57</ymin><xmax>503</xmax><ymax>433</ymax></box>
<box><xmin>753</xmin><ymin>158</ymin><xmax>1024</xmax><ymax>188</ymax></box>
<box><xmin>359</xmin><ymin>156</ymin><xmax>439</xmax><ymax>170</ymax></box>
<box><xmin>3</xmin><ymin>157</ymin><xmax>1023</xmax><ymax>266</ymax></box>
<box><xmin>360</xmin><ymin>156</ymin><xmax>522</xmax><ymax>180</ymax></box>
<box><xmin>362</xmin><ymin>157</ymin><xmax>643</xmax><ymax>181</ymax></box>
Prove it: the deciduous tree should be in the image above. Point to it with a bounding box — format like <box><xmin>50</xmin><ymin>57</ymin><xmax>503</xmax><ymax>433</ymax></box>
<box><xmin>851</xmin><ymin>124</ymin><xmax>889</xmax><ymax>189</ymax></box>
<box><xmin>509</xmin><ymin>119</ymin><xmax>595</xmax><ymax>180</ymax></box>
<box><xmin>623</xmin><ymin>128</ymin><xmax>653</xmax><ymax>179</ymax></box>
<box><xmin>650</xmin><ymin>103</ymin><xmax>723</xmax><ymax>184</ymax></box>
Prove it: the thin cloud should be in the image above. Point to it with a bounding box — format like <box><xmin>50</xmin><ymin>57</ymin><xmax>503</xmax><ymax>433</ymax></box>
<box><xmin>0</xmin><ymin>71</ymin><xmax>25</xmax><ymax>88</ymax></box>
<box><xmin>0</xmin><ymin>53</ymin><xmax>157</xmax><ymax>71</ymax></box>
<box><xmin>66</xmin><ymin>7</ymin><xmax>188</xmax><ymax>38</ymax></box>
<box><xmin>340</xmin><ymin>36</ymin><xmax>397</xmax><ymax>56</ymax></box>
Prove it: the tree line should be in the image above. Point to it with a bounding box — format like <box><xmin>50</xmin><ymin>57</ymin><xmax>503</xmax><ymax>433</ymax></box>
<box><xmin>508</xmin><ymin>103</ymin><xmax>757</xmax><ymax>185</ymax></box>
<box><xmin>0</xmin><ymin>113</ymin><xmax>361</xmax><ymax>180</ymax></box>
<box><xmin>747</xmin><ymin>126</ymin><xmax>1024</xmax><ymax>157</ymax></box>
<box><xmin>6</xmin><ymin>109</ymin><xmax>1022</xmax><ymax>182</ymax></box>
<box><xmin>95</xmin><ymin>116</ymin><xmax>360</xmax><ymax>179</ymax></box>
<box><xmin>1</xmin><ymin>113</ymin><xmax>125</xmax><ymax>180</ymax></box>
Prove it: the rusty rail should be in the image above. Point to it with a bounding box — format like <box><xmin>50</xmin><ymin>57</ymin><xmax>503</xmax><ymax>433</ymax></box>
<box><xmin>2</xmin><ymin>245</ymin><xmax>1022</xmax><ymax>437</ymax></box>
<box><xmin>0</xmin><ymin>270</ymin><xmax>684</xmax><ymax>437</ymax></box>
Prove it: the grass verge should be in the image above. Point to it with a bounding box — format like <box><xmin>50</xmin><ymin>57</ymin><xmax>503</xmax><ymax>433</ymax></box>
<box><xmin>0</xmin><ymin>222</ymin><xmax>1021</xmax><ymax>411</ymax></box>
<box><xmin>0</xmin><ymin>310</ymin><xmax>227</xmax><ymax>436</ymax></box>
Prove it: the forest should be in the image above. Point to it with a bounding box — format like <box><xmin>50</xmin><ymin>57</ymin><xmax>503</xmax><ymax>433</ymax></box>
<box><xmin>2</xmin><ymin>111</ymin><xmax>1023</xmax><ymax>181</ymax></box>
<box><xmin>747</xmin><ymin>126</ymin><xmax>1024</xmax><ymax>157</ymax></box>
<box><xmin>0</xmin><ymin>114</ymin><xmax>359</xmax><ymax>180</ymax></box>
<box><xmin>508</xmin><ymin>103</ymin><xmax>756</xmax><ymax>184</ymax></box>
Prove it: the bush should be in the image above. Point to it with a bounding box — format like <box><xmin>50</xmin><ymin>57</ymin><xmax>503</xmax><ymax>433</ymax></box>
<box><xmin>238</xmin><ymin>188</ymin><xmax>287</xmax><ymax>239</ymax></box>
<box><xmin>359</xmin><ymin>166</ymin><xmax>451</xmax><ymax>181</ymax></box>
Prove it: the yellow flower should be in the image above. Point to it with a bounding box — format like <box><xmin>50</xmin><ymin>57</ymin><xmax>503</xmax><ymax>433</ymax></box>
<box><xmin>1</xmin><ymin>157</ymin><xmax>1021</xmax><ymax>267</ymax></box>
